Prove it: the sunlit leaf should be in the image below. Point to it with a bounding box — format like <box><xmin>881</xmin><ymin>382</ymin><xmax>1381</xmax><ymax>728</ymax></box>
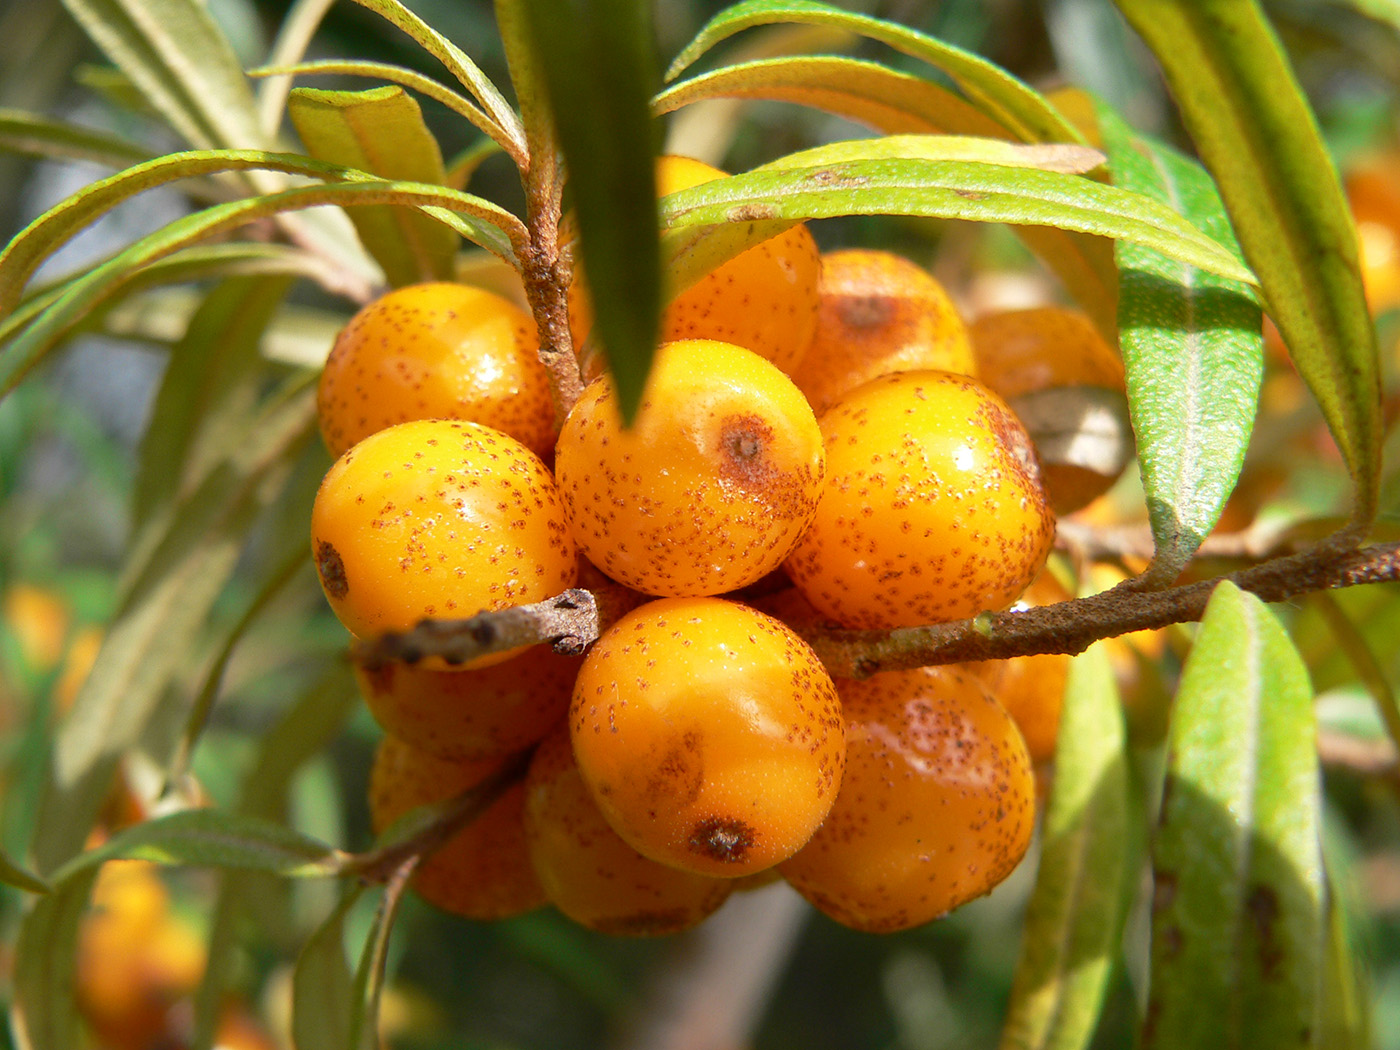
<box><xmin>1001</xmin><ymin>643</ymin><xmax>1134</xmax><ymax>1050</ymax></box>
<box><xmin>1</xmin><ymin>179</ymin><xmax>525</xmax><ymax>396</ymax></box>
<box><xmin>659</xmin><ymin>158</ymin><xmax>1254</xmax><ymax>310</ymax></box>
<box><xmin>667</xmin><ymin>0</ymin><xmax>1085</xmax><ymax>145</ymax></box>
<box><xmin>347</xmin><ymin>0</ymin><xmax>525</xmax><ymax>164</ymax></box>
<box><xmin>254</xmin><ymin>59</ymin><xmax>506</xmax><ymax>148</ymax></box>
<box><xmin>1097</xmin><ymin>102</ymin><xmax>1263</xmax><ymax>586</ymax></box>
<box><xmin>512</xmin><ymin>0</ymin><xmax>660</xmax><ymax>423</ymax></box>
<box><xmin>289</xmin><ymin>86</ymin><xmax>458</xmax><ymax>286</ymax></box>
<box><xmin>1112</xmin><ymin>0</ymin><xmax>1383</xmax><ymax>529</ymax></box>
<box><xmin>655</xmin><ymin>55</ymin><xmax>1009</xmax><ymax>139</ymax></box>
<box><xmin>59</xmin><ymin>0</ymin><xmax>267</xmax><ymax>150</ymax></box>
<box><xmin>255</xmin><ymin>0</ymin><xmax>340</xmax><ymax>136</ymax></box>
<box><xmin>1145</xmin><ymin>581</ymin><xmax>1324</xmax><ymax>1050</ymax></box>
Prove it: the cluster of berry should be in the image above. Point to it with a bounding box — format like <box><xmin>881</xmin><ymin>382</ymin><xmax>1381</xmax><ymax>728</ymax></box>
<box><xmin>309</xmin><ymin>157</ymin><xmax>1127</xmax><ymax>935</ymax></box>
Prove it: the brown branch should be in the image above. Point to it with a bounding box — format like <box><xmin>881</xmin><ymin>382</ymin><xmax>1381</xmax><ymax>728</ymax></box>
<box><xmin>804</xmin><ymin>540</ymin><xmax>1400</xmax><ymax>678</ymax></box>
<box><xmin>340</xmin><ymin>748</ymin><xmax>532</xmax><ymax>885</ymax></box>
<box><xmin>348</xmin><ymin>541</ymin><xmax>1400</xmax><ymax>680</ymax></box>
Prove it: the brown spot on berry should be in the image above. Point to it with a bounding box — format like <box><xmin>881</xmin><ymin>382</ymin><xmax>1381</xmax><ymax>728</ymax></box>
<box><xmin>688</xmin><ymin>817</ymin><xmax>757</xmax><ymax>863</ymax></box>
<box><xmin>316</xmin><ymin>540</ymin><xmax>348</xmax><ymax>599</ymax></box>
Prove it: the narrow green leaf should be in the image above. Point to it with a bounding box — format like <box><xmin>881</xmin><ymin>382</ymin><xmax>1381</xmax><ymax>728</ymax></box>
<box><xmin>132</xmin><ymin>276</ymin><xmax>293</xmax><ymax>532</ymax></box>
<box><xmin>289</xmin><ymin>86</ymin><xmax>458</xmax><ymax>287</ymax></box>
<box><xmin>49</xmin><ymin>810</ymin><xmax>343</xmax><ymax>882</ymax></box>
<box><xmin>1097</xmin><ymin>103</ymin><xmax>1263</xmax><ymax>585</ymax></box>
<box><xmin>660</xmin><ymin>158</ymin><xmax>1255</xmax><ymax>311</ymax></box>
<box><xmin>759</xmin><ymin>134</ymin><xmax>1103</xmax><ymax>174</ymax></box>
<box><xmin>1319</xmin><ymin>859</ymin><xmax>1372</xmax><ymax>1050</ymax></box>
<box><xmin>444</xmin><ymin>137</ymin><xmax>504</xmax><ymax>191</ymax></box>
<box><xmin>10</xmin><ymin>870</ymin><xmax>97</xmax><ymax>1050</ymax></box>
<box><xmin>31</xmin><ymin>379</ymin><xmax>318</xmax><ymax>874</ymax></box>
<box><xmin>655</xmin><ymin>55</ymin><xmax>1009</xmax><ymax>139</ymax></box>
<box><xmin>253</xmin><ymin>59</ymin><xmax>507</xmax><ymax>149</ymax></box>
<box><xmin>256</xmin><ymin>0</ymin><xmax>340</xmax><ymax>136</ymax></box>
<box><xmin>0</xmin><ymin>107</ymin><xmax>150</xmax><ymax>168</ymax></box>
<box><xmin>0</xmin><ymin>242</ymin><xmax>346</xmax><ymax>351</ymax></box>
<box><xmin>667</xmin><ymin>0</ymin><xmax>1085</xmax><ymax>146</ymax></box>
<box><xmin>0</xmin><ymin>148</ymin><xmax>483</xmax><ymax>317</ymax></box>
<box><xmin>293</xmin><ymin>887</ymin><xmax>363</xmax><ymax>1050</ymax></box>
<box><xmin>1111</xmin><ymin>0</ymin><xmax>1382</xmax><ymax>528</ymax></box>
<box><xmin>515</xmin><ymin>0</ymin><xmax>661</xmax><ymax>423</ymax></box>
<box><xmin>349</xmin><ymin>868</ymin><xmax>414</xmax><ymax>1050</ymax></box>
<box><xmin>1000</xmin><ymin>643</ymin><xmax>1133</xmax><ymax>1050</ymax></box>
<box><xmin>347</xmin><ymin>0</ymin><xmax>526</xmax><ymax>164</ymax></box>
<box><xmin>1</xmin><ymin>179</ymin><xmax>525</xmax><ymax>397</ymax></box>
<box><xmin>59</xmin><ymin>0</ymin><xmax>267</xmax><ymax>150</ymax></box>
<box><xmin>0</xmin><ymin>849</ymin><xmax>51</xmax><ymax>895</ymax></box>
<box><xmin>1145</xmin><ymin>581</ymin><xmax>1324</xmax><ymax>1050</ymax></box>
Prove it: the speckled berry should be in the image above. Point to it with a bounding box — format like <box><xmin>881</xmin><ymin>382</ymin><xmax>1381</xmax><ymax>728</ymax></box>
<box><xmin>524</xmin><ymin>725</ymin><xmax>733</xmax><ymax>935</ymax></box>
<box><xmin>784</xmin><ymin>370</ymin><xmax>1056</xmax><ymax>629</ymax></box>
<box><xmin>570</xmin><ymin>597</ymin><xmax>845</xmax><ymax>878</ymax></box>
<box><xmin>570</xmin><ymin>156</ymin><xmax>821</xmax><ymax>375</ymax></box>
<box><xmin>311</xmin><ymin>419</ymin><xmax>577</xmax><ymax>662</ymax></box>
<box><xmin>779</xmin><ymin>665</ymin><xmax>1035</xmax><ymax>932</ymax></box>
<box><xmin>554</xmin><ymin>339</ymin><xmax>825</xmax><ymax>598</ymax></box>
<box><xmin>317</xmin><ymin>282</ymin><xmax>556</xmax><ymax>460</ymax></box>
<box><xmin>792</xmin><ymin>249</ymin><xmax>976</xmax><ymax>415</ymax></box>
<box><xmin>355</xmin><ymin>645</ymin><xmax>580</xmax><ymax>762</ymax></box>
<box><xmin>368</xmin><ymin>735</ymin><xmax>545</xmax><ymax>920</ymax></box>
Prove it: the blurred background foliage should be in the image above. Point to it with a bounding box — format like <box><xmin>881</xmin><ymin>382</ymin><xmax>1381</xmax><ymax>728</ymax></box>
<box><xmin>2</xmin><ymin>0</ymin><xmax>1400</xmax><ymax>1048</ymax></box>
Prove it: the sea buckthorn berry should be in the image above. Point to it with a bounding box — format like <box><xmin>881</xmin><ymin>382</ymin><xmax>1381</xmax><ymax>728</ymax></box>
<box><xmin>969</xmin><ymin>306</ymin><xmax>1128</xmax><ymax>514</ymax></box>
<box><xmin>310</xmin><ymin>419</ymin><xmax>577</xmax><ymax>662</ymax></box>
<box><xmin>355</xmin><ymin>645</ymin><xmax>580</xmax><ymax>762</ymax></box>
<box><xmin>570</xmin><ymin>597</ymin><xmax>845</xmax><ymax>878</ymax></box>
<box><xmin>784</xmin><ymin>370</ymin><xmax>1055</xmax><ymax>630</ymax></box>
<box><xmin>792</xmin><ymin>248</ymin><xmax>976</xmax><ymax>416</ymax></box>
<box><xmin>779</xmin><ymin>665</ymin><xmax>1035</xmax><ymax>933</ymax></box>
<box><xmin>317</xmin><ymin>282</ymin><xmax>555</xmax><ymax>460</ymax></box>
<box><xmin>554</xmin><ymin>339</ymin><xmax>824</xmax><ymax>598</ymax></box>
<box><xmin>524</xmin><ymin>725</ymin><xmax>733</xmax><ymax>935</ymax></box>
<box><xmin>369</xmin><ymin>735</ymin><xmax>545</xmax><ymax>920</ymax></box>
<box><xmin>964</xmin><ymin>569</ymin><xmax>1073</xmax><ymax>763</ymax></box>
<box><xmin>569</xmin><ymin>155</ymin><xmax>821</xmax><ymax>375</ymax></box>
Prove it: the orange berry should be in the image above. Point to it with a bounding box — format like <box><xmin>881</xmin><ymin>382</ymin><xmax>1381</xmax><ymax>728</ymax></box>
<box><xmin>964</xmin><ymin>569</ymin><xmax>1072</xmax><ymax>763</ymax></box>
<box><xmin>355</xmin><ymin>644</ymin><xmax>580</xmax><ymax>761</ymax></box>
<box><xmin>785</xmin><ymin>371</ymin><xmax>1056</xmax><ymax>629</ymax></box>
<box><xmin>317</xmin><ymin>282</ymin><xmax>556</xmax><ymax>460</ymax></box>
<box><xmin>570</xmin><ymin>597</ymin><xmax>845</xmax><ymax>877</ymax></box>
<box><xmin>524</xmin><ymin>725</ymin><xmax>733</xmax><ymax>935</ymax></box>
<box><xmin>555</xmin><ymin>339</ymin><xmax>824</xmax><ymax>597</ymax></box>
<box><xmin>780</xmin><ymin>665</ymin><xmax>1035</xmax><ymax>932</ymax></box>
<box><xmin>310</xmin><ymin>419</ymin><xmax>577</xmax><ymax>662</ymax></box>
<box><xmin>969</xmin><ymin>306</ymin><xmax>1127</xmax><ymax>514</ymax></box>
<box><xmin>792</xmin><ymin>248</ymin><xmax>975</xmax><ymax>415</ymax></box>
<box><xmin>368</xmin><ymin>735</ymin><xmax>545</xmax><ymax>919</ymax></box>
<box><xmin>570</xmin><ymin>156</ymin><xmax>821</xmax><ymax>375</ymax></box>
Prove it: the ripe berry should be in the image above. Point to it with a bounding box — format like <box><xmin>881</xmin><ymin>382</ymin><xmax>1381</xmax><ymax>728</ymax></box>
<box><xmin>570</xmin><ymin>156</ymin><xmax>821</xmax><ymax>375</ymax></box>
<box><xmin>969</xmin><ymin>306</ymin><xmax>1127</xmax><ymax>513</ymax></box>
<box><xmin>524</xmin><ymin>725</ymin><xmax>733</xmax><ymax>935</ymax></box>
<box><xmin>317</xmin><ymin>282</ymin><xmax>556</xmax><ymax>460</ymax></box>
<box><xmin>964</xmin><ymin>569</ymin><xmax>1072</xmax><ymax>763</ymax></box>
<box><xmin>554</xmin><ymin>339</ymin><xmax>824</xmax><ymax>597</ymax></box>
<box><xmin>792</xmin><ymin>248</ymin><xmax>976</xmax><ymax>416</ymax></box>
<box><xmin>368</xmin><ymin>735</ymin><xmax>545</xmax><ymax>919</ymax></box>
<box><xmin>779</xmin><ymin>666</ymin><xmax>1035</xmax><ymax>932</ymax></box>
<box><xmin>355</xmin><ymin>645</ymin><xmax>580</xmax><ymax>762</ymax></box>
<box><xmin>784</xmin><ymin>370</ymin><xmax>1056</xmax><ymax>629</ymax></box>
<box><xmin>310</xmin><ymin>419</ymin><xmax>577</xmax><ymax>660</ymax></box>
<box><xmin>570</xmin><ymin>597</ymin><xmax>845</xmax><ymax>877</ymax></box>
